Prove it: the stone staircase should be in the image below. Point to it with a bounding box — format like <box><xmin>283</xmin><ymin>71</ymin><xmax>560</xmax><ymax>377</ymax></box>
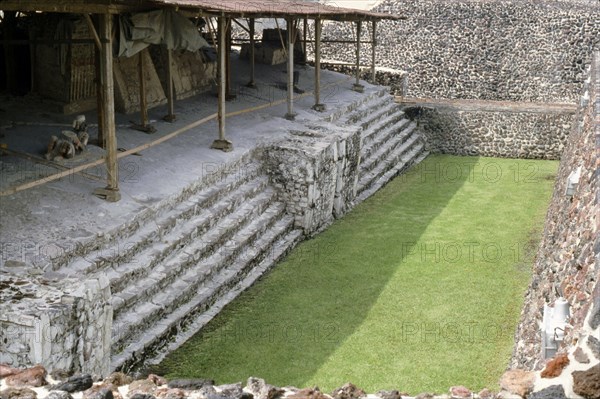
<box><xmin>343</xmin><ymin>91</ymin><xmax>428</xmax><ymax>202</ymax></box>
<box><xmin>46</xmin><ymin>88</ymin><xmax>426</xmax><ymax>376</ymax></box>
<box><xmin>56</xmin><ymin>154</ymin><xmax>303</xmax><ymax>372</ymax></box>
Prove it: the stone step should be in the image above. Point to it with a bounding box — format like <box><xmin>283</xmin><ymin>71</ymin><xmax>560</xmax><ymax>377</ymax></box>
<box><xmin>358</xmin><ymin>132</ymin><xmax>424</xmax><ymax>196</ymax></box>
<box><xmin>326</xmin><ymin>88</ymin><xmax>388</xmax><ymax>123</ymax></box>
<box><xmin>362</xmin><ymin>118</ymin><xmax>411</xmax><ymax>161</ymax></box>
<box><xmin>361</xmin><ymin>122</ymin><xmax>417</xmax><ymax>175</ymax></box>
<box><xmin>61</xmin><ymin>161</ymin><xmax>264</xmax><ymax>277</ymax></box>
<box><xmin>111</xmin><ymin>201</ymin><xmax>290</xmax><ymax>356</ymax></box>
<box><xmin>361</xmin><ymin>131</ymin><xmax>422</xmax><ymax>184</ymax></box>
<box><xmin>412</xmin><ymin>150</ymin><xmax>430</xmax><ymax>166</ymax></box>
<box><xmin>357</xmin><ymin>101</ymin><xmax>402</xmax><ymax>132</ymax></box>
<box><xmin>111</xmin><ymin>217</ymin><xmax>302</xmax><ymax>373</ymax></box>
<box><xmin>345</xmin><ymin>92</ymin><xmax>395</xmax><ymax>125</ymax></box>
<box><xmin>109</xmin><ymin>188</ymin><xmax>279</xmax><ymax>316</ymax></box>
<box><xmin>105</xmin><ymin>177</ymin><xmax>272</xmax><ymax>297</ymax></box>
<box><xmin>356</xmin><ymin>145</ymin><xmax>428</xmax><ymax>203</ymax></box>
<box><xmin>142</xmin><ymin>227</ymin><xmax>304</xmax><ymax>370</ymax></box>
<box><xmin>361</xmin><ymin>109</ymin><xmax>408</xmax><ymax>147</ymax></box>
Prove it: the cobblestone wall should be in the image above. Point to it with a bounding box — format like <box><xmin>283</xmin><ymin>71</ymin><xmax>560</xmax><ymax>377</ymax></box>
<box><xmin>413</xmin><ymin>108</ymin><xmax>573</xmax><ymax>159</ymax></box>
<box><xmin>510</xmin><ymin>51</ymin><xmax>599</xmax><ymax>370</ymax></box>
<box><xmin>320</xmin><ymin>0</ymin><xmax>600</xmax><ymax>103</ymax></box>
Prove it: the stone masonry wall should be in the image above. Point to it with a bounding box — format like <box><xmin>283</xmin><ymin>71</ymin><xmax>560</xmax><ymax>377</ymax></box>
<box><xmin>0</xmin><ymin>273</ymin><xmax>112</xmax><ymax>378</ymax></box>
<box><xmin>316</xmin><ymin>0</ymin><xmax>598</xmax><ymax>160</ymax></box>
<box><xmin>264</xmin><ymin>122</ymin><xmax>361</xmax><ymax>235</ymax></box>
<box><xmin>413</xmin><ymin>108</ymin><xmax>573</xmax><ymax>159</ymax></box>
<box><xmin>511</xmin><ymin>50</ymin><xmax>599</xmax><ymax>370</ymax></box>
<box><xmin>320</xmin><ymin>0</ymin><xmax>600</xmax><ymax>103</ymax></box>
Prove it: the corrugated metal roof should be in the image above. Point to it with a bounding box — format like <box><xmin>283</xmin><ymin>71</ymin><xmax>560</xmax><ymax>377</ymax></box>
<box><xmin>146</xmin><ymin>0</ymin><xmax>404</xmax><ymax>20</ymax></box>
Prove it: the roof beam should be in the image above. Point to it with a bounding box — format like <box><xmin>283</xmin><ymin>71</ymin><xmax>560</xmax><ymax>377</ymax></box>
<box><xmin>0</xmin><ymin>0</ymin><xmax>147</xmax><ymax>14</ymax></box>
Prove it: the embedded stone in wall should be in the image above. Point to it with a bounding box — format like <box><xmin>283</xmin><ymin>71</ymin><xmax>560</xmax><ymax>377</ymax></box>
<box><xmin>540</xmin><ymin>353</ymin><xmax>569</xmax><ymax>378</ymax></box>
<box><xmin>572</xmin><ymin>363</ymin><xmax>600</xmax><ymax>399</ymax></box>
<box><xmin>528</xmin><ymin>384</ymin><xmax>568</xmax><ymax>399</ymax></box>
<box><xmin>499</xmin><ymin>369</ymin><xmax>535</xmax><ymax>398</ymax></box>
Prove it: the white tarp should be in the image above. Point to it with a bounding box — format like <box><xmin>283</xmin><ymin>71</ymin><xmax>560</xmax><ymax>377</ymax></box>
<box><xmin>118</xmin><ymin>9</ymin><xmax>209</xmax><ymax>57</ymax></box>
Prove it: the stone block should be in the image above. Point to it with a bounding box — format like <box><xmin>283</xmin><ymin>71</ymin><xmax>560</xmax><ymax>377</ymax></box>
<box><xmin>113</xmin><ymin>48</ymin><xmax>166</xmax><ymax>114</ymax></box>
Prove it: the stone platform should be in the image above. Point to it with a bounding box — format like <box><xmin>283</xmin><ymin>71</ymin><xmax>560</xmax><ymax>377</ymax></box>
<box><xmin>0</xmin><ymin>58</ymin><xmax>427</xmax><ymax>376</ymax></box>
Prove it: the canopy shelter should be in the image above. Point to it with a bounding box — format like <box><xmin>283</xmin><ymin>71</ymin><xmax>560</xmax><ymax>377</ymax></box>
<box><xmin>0</xmin><ymin>0</ymin><xmax>402</xmax><ymax>20</ymax></box>
<box><xmin>0</xmin><ymin>0</ymin><xmax>403</xmax><ymax>201</ymax></box>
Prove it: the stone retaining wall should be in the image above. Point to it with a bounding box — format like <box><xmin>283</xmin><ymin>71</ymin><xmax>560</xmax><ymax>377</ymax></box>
<box><xmin>510</xmin><ymin>50</ymin><xmax>599</xmax><ymax>370</ymax></box>
<box><xmin>0</xmin><ymin>274</ymin><xmax>112</xmax><ymax>378</ymax></box>
<box><xmin>412</xmin><ymin>108</ymin><xmax>573</xmax><ymax>159</ymax></box>
<box><xmin>320</xmin><ymin>0</ymin><xmax>600</xmax><ymax>103</ymax></box>
<box><xmin>316</xmin><ymin>0</ymin><xmax>598</xmax><ymax>160</ymax></box>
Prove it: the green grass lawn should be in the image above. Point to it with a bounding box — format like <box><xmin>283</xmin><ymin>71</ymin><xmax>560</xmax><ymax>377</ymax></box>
<box><xmin>154</xmin><ymin>155</ymin><xmax>557</xmax><ymax>394</ymax></box>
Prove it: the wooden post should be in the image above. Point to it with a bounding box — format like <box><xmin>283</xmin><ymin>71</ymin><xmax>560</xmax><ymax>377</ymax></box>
<box><xmin>247</xmin><ymin>18</ymin><xmax>256</xmax><ymax>88</ymax></box>
<box><xmin>95</xmin><ymin>41</ymin><xmax>105</xmax><ymax>147</ymax></box>
<box><xmin>312</xmin><ymin>18</ymin><xmax>325</xmax><ymax>112</ymax></box>
<box><xmin>83</xmin><ymin>13</ymin><xmax>102</xmax><ymax>51</ymax></box>
<box><xmin>285</xmin><ymin>17</ymin><xmax>296</xmax><ymax>120</ymax></box>
<box><xmin>302</xmin><ymin>18</ymin><xmax>308</xmax><ymax>64</ymax></box>
<box><xmin>139</xmin><ymin>51</ymin><xmax>148</xmax><ymax>126</ymax></box>
<box><xmin>131</xmin><ymin>49</ymin><xmax>155</xmax><ymax>132</ymax></box>
<box><xmin>225</xmin><ymin>18</ymin><xmax>234</xmax><ymax>100</ymax></box>
<box><xmin>352</xmin><ymin>20</ymin><xmax>364</xmax><ymax>93</ymax></box>
<box><xmin>93</xmin><ymin>13</ymin><xmax>120</xmax><ymax>202</ymax></box>
<box><xmin>211</xmin><ymin>16</ymin><xmax>233</xmax><ymax>152</ymax></box>
<box><xmin>371</xmin><ymin>20</ymin><xmax>377</xmax><ymax>84</ymax></box>
<box><xmin>87</xmin><ymin>13</ymin><xmax>105</xmax><ymax>146</ymax></box>
<box><xmin>164</xmin><ymin>48</ymin><xmax>176</xmax><ymax>122</ymax></box>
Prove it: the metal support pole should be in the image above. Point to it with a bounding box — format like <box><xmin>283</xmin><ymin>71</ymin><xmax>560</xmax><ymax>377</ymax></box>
<box><xmin>352</xmin><ymin>20</ymin><xmax>364</xmax><ymax>93</ymax></box>
<box><xmin>211</xmin><ymin>16</ymin><xmax>233</xmax><ymax>152</ymax></box>
<box><xmin>164</xmin><ymin>48</ymin><xmax>176</xmax><ymax>122</ymax></box>
<box><xmin>247</xmin><ymin>18</ymin><xmax>256</xmax><ymax>88</ymax></box>
<box><xmin>312</xmin><ymin>18</ymin><xmax>325</xmax><ymax>112</ymax></box>
<box><xmin>93</xmin><ymin>13</ymin><xmax>120</xmax><ymax>202</ymax></box>
<box><xmin>285</xmin><ymin>17</ymin><xmax>296</xmax><ymax>120</ymax></box>
<box><xmin>371</xmin><ymin>20</ymin><xmax>377</xmax><ymax>84</ymax></box>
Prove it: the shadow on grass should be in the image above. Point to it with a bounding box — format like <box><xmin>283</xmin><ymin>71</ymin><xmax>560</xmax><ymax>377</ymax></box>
<box><xmin>150</xmin><ymin>155</ymin><xmax>481</xmax><ymax>387</ymax></box>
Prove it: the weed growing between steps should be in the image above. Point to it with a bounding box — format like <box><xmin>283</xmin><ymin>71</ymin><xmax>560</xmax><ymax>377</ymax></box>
<box><xmin>153</xmin><ymin>155</ymin><xmax>558</xmax><ymax>395</ymax></box>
